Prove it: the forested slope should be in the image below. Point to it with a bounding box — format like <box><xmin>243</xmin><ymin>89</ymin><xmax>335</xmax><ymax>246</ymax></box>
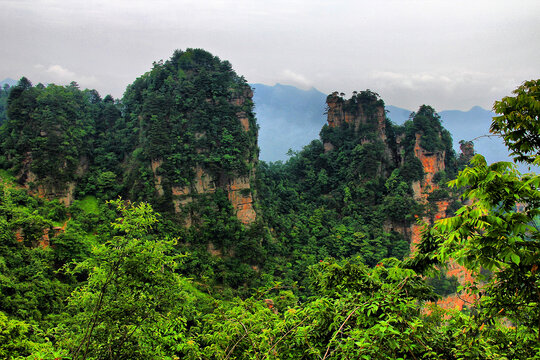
<box><xmin>0</xmin><ymin>50</ymin><xmax>538</xmax><ymax>358</ymax></box>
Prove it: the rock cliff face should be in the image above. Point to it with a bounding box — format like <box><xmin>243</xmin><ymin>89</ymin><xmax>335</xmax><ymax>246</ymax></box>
<box><xmin>226</xmin><ymin>173</ymin><xmax>257</xmax><ymax>224</ymax></box>
<box><xmin>411</xmin><ymin>133</ymin><xmax>446</xmax><ymax>202</ymax></box>
<box><xmin>325</xmin><ymin>92</ymin><xmax>387</xmax><ymax>141</ymax></box>
<box><xmin>17</xmin><ymin>153</ymin><xmax>86</xmax><ymax>206</ymax></box>
<box><xmin>460</xmin><ymin>141</ymin><xmax>474</xmax><ymax>160</ymax></box>
<box><xmin>225</xmin><ymin>87</ymin><xmax>258</xmax><ymax>224</ymax></box>
<box><xmin>407</xmin><ymin>131</ymin><xmax>477</xmax><ymax>311</ymax></box>
<box><xmin>409</xmin><ymin>132</ymin><xmax>450</xmax><ymax>250</ymax></box>
<box><xmin>163</xmin><ymin>167</ymin><xmax>257</xmax><ymax>226</ymax></box>
<box><xmin>149</xmin><ymin>86</ymin><xmax>258</xmax><ymax>226</ymax></box>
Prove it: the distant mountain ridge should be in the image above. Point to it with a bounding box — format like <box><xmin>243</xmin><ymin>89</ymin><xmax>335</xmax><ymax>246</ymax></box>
<box><xmin>0</xmin><ymin>78</ymin><xmax>17</xmax><ymax>87</ymax></box>
<box><xmin>252</xmin><ymin>83</ymin><xmax>536</xmax><ymax>173</ymax></box>
<box><xmin>251</xmin><ymin>83</ymin><xmax>327</xmax><ymax>161</ymax></box>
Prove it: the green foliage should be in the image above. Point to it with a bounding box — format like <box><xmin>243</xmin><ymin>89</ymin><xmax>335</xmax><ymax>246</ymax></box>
<box><xmin>0</xmin><ymin>312</ymin><xmax>39</xmax><ymax>359</ymax></box>
<box><xmin>0</xmin><ymin>84</ymin><xmax>11</xmax><ymax>127</ymax></box>
<box><xmin>76</xmin><ymin>195</ymin><xmax>100</xmax><ymax>215</ymax></box>
<box><xmin>428</xmin><ymin>155</ymin><xmax>540</xmax><ymax>333</ymax></box>
<box><xmin>122</xmin><ymin>48</ymin><xmax>258</xmax><ymax>199</ymax></box>
<box><xmin>492</xmin><ymin>79</ymin><xmax>540</xmax><ymax>164</ymax></box>
<box><xmin>2</xmin><ymin>82</ymin><xmax>88</xmax><ymax>187</ymax></box>
<box><xmin>399</xmin><ymin>155</ymin><xmax>424</xmax><ymax>182</ymax></box>
<box><xmin>0</xmin><ymin>184</ymin><xmax>76</xmax><ymax>323</ymax></box>
<box><xmin>59</xmin><ymin>200</ymin><xmax>207</xmax><ymax>359</ymax></box>
<box><xmin>425</xmin><ymin>270</ymin><xmax>459</xmax><ymax>296</ymax></box>
<box><xmin>184</xmin><ymin>258</ymin><xmax>525</xmax><ymax>359</ymax></box>
<box><xmin>415</xmin><ymin>79</ymin><xmax>540</xmax><ymax>352</ymax></box>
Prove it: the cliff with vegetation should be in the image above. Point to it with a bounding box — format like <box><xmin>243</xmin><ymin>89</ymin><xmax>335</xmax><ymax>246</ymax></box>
<box><xmin>117</xmin><ymin>49</ymin><xmax>260</xmax><ymax>226</ymax></box>
<box><xmin>321</xmin><ymin>93</ymin><xmax>457</xmax><ymax>243</ymax></box>
<box><xmin>0</xmin><ymin>50</ymin><xmax>266</xmax><ymax>288</ymax></box>
<box><xmin>322</xmin><ymin>93</ymin><xmax>479</xmax><ymax>311</ymax></box>
<box><xmin>254</xmin><ymin>91</ymin><xmax>465</xmax><ymax>295</ymax></box>
<box><xmin>0</xmin><ymin>50</ymin><xmax>259</xmax><ymax>227</ymax></box>
<box><xmin>326</xmin><ymin>90</ymin><xmax>387</xmax><ymax>141</ymax></box>
<box><xmin>0</xmin><ymin>57</ymin><xmax>538</xmax><ymax>358</ymax></box>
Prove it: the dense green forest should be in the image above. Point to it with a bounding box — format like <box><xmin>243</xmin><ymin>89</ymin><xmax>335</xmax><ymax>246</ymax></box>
<box><xmin>0</xmin><ymin>50</ymin><xmax>538</xmax><ymax>359</ymax></box>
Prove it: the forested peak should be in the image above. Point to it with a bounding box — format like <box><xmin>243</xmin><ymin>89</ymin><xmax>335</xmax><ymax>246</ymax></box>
<box><xmin>117</xmin><ymin>48</ymin><xmax>260</xmax><ymax>227</ymax></box>
<box><xmin>169</xmin><ymin>48</ymin><xmax>237</xmax><ymax>77</ymax></box>
<box><xmin>123</xmin><ymin>48</ymin><xmax>250</xmax><ymax>110</ymax></box>
<box><xmin>408</xmin><ymin>105</ymin><xmax>443</xmax><ymax>133</ymax></box>
<box><xmin>402</xmin><ymin>104</ymin><xmax>454</xmax><ymax>156</ymax></box>
<box><xmin>326</xmin><ymin>89</ymin><xmax>385</xmax><ymax>107</ymax></box>
<box><xmin>0</xmin><ymin>78</ymin><xmax>122</xmax><ymax>205</ymax></box>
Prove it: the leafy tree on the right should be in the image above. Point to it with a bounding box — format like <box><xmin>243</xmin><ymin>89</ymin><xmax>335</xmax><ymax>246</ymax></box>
<box><xmin>491</xmin><ymin>79</ymin><xmax>540</xmax><ymax>165</ymax></box>
<box><xmin>417</xmin><ymin>79</ymin><xmax>540</xmax><ymax>356</ymax></box>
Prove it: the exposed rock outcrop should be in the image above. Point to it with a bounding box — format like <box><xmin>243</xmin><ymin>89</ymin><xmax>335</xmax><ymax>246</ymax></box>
<box><xmin>13</xmin><ymin>217</ymin><xmax>69</xmax><ymax>248</ymax></box>
<box><xmin>408</xmin><ymin>130</ymin><xmax>450</xmax><ymax>249</ymax></box>
<box><xmin>460</xmin><ymin>141</ymin><xmax>474</xmax><ymax>160</ymax></box>
<box><xmin>411</xmin><ymin>133</ymin><xmax>446</xmax><ymax>203</ymax></box>
<box><xmin>226</xmin><ymin>174</ymin><xmax>256</xmax><ymax>225</ymax></box>
<box><xmin>407</xmin><ymin>130</ymin><xmax>477</xmax><ymax>311</ymax></box>
<box><xmin>150</xmin><ymin>86</ymin><xmax>258</xmax><ymax>226</ymax></box>
<box><xmin>325</xmin><ymin>92</ymin><xmax>387</xmax><ymax>141</ymax></box>
<box><xmin>17</xmin><ymin>153</ymin><xmax>87</xmax><ymax>206</ymax></box>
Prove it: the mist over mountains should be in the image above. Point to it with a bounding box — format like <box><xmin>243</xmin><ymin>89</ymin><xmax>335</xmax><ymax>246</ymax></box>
<box><xmin>251</xmin><ymin>83</ymin><xmax>327</xmax><ymax>161</ymax></box>
<box><xmin>252</xmin><ymin>83</ymin><xmax>536</xmax><ymax>173</ymax></box>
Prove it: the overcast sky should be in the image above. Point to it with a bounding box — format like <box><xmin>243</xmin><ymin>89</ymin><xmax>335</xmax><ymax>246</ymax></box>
<box><xmin>1</xmin><ymin>0</ymin><xmax>538</xmax><ymax>111</ymax></box>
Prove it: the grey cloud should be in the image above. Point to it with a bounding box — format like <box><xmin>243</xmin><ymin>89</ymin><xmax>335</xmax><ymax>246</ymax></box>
<box><xmin>1</xmin><ymin>0</ymin><xmax>538</xmax><ymax>108</ymax></box>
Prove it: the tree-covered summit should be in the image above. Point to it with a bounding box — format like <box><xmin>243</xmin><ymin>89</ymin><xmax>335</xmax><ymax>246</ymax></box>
<box><xmin>123</xmin><ymin>48</ymin><xmax>258</xmax><ymax>184</ymax></box>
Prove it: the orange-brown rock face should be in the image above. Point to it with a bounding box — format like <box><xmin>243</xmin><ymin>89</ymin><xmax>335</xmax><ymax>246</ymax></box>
<box><xmin>40</xmin><ymin>228</ymin><xmax>50</xmax><ymax>248</ymax></box>
<box><xmin>166</xmin><ymin>167</ymin><xmax>256</xmax><ymax>226</ymax></box>
<box><xmin>326</xmin><ymin>93</ymin><xmax>386</xmax><ymax>141</ymax></box>
<box><xmin>411</xmin><ymin>134</ymin><xmax>445</xmax><ymax>202</ymax></box>
<box><xmin>226</xmin><ymin>174</ymin><xmax>256</xmax><ymax>225</ymax></box>
<box><xmin>15</xmin><ymin>229</ymin><xmax>24</xmax><ymax>243</ymax></box>
<box><xmin>14</xmin><ymin>223</ymin><xmax>68</xmax><ymax>248</ymax></box>
<box><xmin>237</xmin><ymin>111</ymin><xmax>250</xmax><ymax>132</ymax></box>
<box><xmin>409</xmin><ymin>132</ymin><xmax>449</xmax><ymax>249</ymax></box>
<box><xmin>409</xmin><ymin>133</ymin><xmax>478</xmax><ymax>311</ymax></box>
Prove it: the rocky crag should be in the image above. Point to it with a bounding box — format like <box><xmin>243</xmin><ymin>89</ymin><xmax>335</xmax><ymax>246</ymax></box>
<box><xmin>2</xmin><ymin>50</ymin><xmax>260</xmax><ymax>228</ymax></box>
<box><xmin>122</xmin><ymin>51</ymin><xmax>260</xmax><ymax>226</ymax></box>
<box><xmin>148</xmin><ymin>87</ymin><xmax>257</xmax><ymax>226</ymax></box>
<box><xmin>326</xmin><ymin>91</ymin><xmax>387</xmax><ymax>141</ymax></box>
<box><xmin>321</xmin><ymin>93</ymin><xmax>477</xmax><ymax>305</ymax></box>
<box><xmin>322</xmin><ymin>92</ymin><xmax>457</xmax><ymax>242</ymax></box>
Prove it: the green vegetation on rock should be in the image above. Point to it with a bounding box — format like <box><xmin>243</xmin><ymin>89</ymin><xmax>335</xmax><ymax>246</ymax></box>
<box><xmin>0</xmin><ymin>50</ymin><xmax>537</xmax><ymax>358</ymax></box>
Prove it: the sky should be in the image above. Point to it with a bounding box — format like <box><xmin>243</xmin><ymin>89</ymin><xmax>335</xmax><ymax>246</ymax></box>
<box><xmin>1</xmin><ymin>0</ymin><xmax>538</xmax><ymax>111</ymax></box>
